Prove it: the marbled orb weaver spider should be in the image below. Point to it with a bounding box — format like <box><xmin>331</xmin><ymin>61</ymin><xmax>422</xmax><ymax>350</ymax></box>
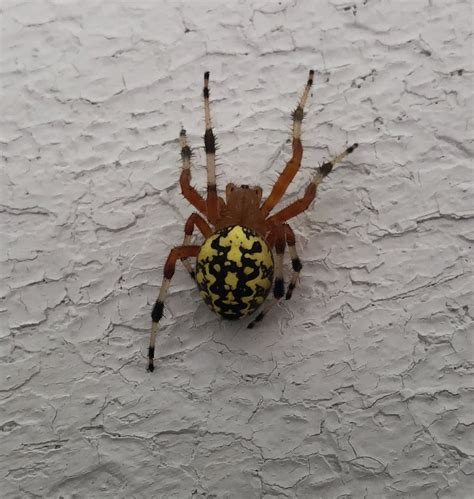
<box><xmin>148</xmin><ymin>70</ymin><xmax>358</xmax><ymax>371</ymax></box>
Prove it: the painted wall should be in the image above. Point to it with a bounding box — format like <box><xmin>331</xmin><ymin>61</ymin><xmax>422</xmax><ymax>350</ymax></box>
<box><xmin>1</xmin><ymin>0</ymin><xmax>472</xmax><ymax>497</ymax></box>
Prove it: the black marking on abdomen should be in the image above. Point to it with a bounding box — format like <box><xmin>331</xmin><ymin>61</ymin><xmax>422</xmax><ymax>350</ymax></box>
<box><xmin>196</xmin><ymin>225</ymin><xmax>274</xmax><ymax>319</ymax></box>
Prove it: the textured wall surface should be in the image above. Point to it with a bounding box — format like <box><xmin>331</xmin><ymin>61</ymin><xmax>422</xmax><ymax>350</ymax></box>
<box><xmin>1</xmin><ymin>0</ymin><xmax>473</xmax><ymax>497</ymax></box>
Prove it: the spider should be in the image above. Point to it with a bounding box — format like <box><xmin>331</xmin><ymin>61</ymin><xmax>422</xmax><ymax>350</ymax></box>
<box><xmin>148</xmin><ymin>70</ymin><xmax>358</xmax><ymax>371</ymax></box>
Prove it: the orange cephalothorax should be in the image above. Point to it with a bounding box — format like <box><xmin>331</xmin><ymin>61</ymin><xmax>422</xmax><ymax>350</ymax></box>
<box><xmin>215</xmin><ymin>184</ymin><xmax>267</xmax><ymax>235</ymax></box>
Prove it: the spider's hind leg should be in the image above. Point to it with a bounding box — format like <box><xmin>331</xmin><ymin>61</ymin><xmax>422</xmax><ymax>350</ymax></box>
<box><xmin>261</xmin><ymin>70</ymin><xmax>314</xmax><ymax>216</ymax></box>
<box><xmin>247</xmin><ymin>226</ymin><xmax>286</xmax><ymax>328</ymax></box>
<box><xmin>149</xmin><ymin>245</ymin><xmax>200</xmax><ymax>372</ymax></box>
<box><xmin>181</xmin><ymin>213</ymin><xmax>212</xmax><ymax>280</ymax></box>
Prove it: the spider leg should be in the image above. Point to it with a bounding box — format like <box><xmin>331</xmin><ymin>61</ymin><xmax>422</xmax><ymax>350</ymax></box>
<box><xmin>261</xmin><ymin>70</ymin><xmax>314</xmax><ymax>216</ymax></box>
<box><xmin>247</xmin><ymin>226</ymin><xmax>286</xmax><ymax>328</ymax></box>
<box><xmin>283</xmin><ymin>223</ymin><xmax>302</xmax><ymax>300</ymax></box>
<box><xmin>181</xmin><ymin>212</ymin><xmax>212</xmax><ymax>280</ymax></box>
<box><xmin>179</xmin><ymin>128</ymin><xmax>207</xmax><ymax>215</ymax></box>
<box><xmin>267</xmin><ymin>143</ymin><xmax>359</xmax><ymax>225</ymax></box>
<box><xmin>203</xmin><ymin>71</ymin><xmax>219</xmax><ymax>223</ymax></box>
<box><xmin>148</xmin><ymin>245</ymin><xmax>200</xmax><ymax>372</ymax></box>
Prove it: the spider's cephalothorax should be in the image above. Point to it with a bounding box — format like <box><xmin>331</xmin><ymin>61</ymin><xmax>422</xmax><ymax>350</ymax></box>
<box><xmin>147</xmin><ymin>70</ymin><xmax>359</xmax><ymax>371</ymax></box>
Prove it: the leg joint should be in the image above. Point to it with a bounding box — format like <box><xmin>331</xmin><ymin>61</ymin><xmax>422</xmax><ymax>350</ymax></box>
<box><xmin>181</xmin><ymin>145</ymin><xmax>192</xmax><ymax>161</ymax></box>
<box><xmin>319</xmin><ymin>161</ymin><xmax>333</xmax><ymax>177</ymax></box>
<box><xmin>275</xmin><ymin>240</ymin><xmax>286</xmax><ymax>253</ymax></box>
<box><xmin>292</xmin><ymin>106</ymin><xmax>304</xmax><ymax>122</ymax></box>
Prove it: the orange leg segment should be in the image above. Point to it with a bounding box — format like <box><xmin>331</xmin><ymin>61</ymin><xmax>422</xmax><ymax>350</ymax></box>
<box><xmin>268</xmin><ymin>182</ymin><xmax>317</xmax><ymax>225</ymax></box>
<box><xmin>181</xmin><ymin>213</ymin><xmax>212</xmax><ymax>279</ymax></box>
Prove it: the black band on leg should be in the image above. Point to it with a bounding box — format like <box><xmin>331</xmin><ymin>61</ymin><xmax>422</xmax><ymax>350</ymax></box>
<box><xmin>181</xmin><ymin>145</ymin><xmax>191</xmax><ymax>160</ymax></box>
<box><xmin>319</xmin><ymin>161</ymin><xmax>333</xmax><ymax>177</ymax></box>
<box><xmin>274</xmin><ymin>278</ymin><xmax>285</xmax><ymax>299</ymax></box>
<box><xmin>151</xmin><ymin>301</ymin><xmax>164</xmax><ymax>322</ymax></box>
<box><xmin>291</xmin><ymin>257</ymin><xmax>302</xmax><ymax>272</ymax></box>
<box><xmin>292</xmin><ymin>106</ymin><xmax>304</xmax><ymax>122</ymax></box>
<box><xmin>204</xmin><ymin>128</ymin><xmax>215</xmax><ymax>153</ymax></box>
<box><xmin>347</xmin><ymin>143</ymin><xmax>358</xmax><ymax>154</ymax></box>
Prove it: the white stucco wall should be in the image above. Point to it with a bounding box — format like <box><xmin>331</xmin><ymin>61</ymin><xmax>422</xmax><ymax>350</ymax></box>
<box><xmin>1</xmin><ymin>0</ymin><xmax>473</xmax><ymax>497</ymax></box>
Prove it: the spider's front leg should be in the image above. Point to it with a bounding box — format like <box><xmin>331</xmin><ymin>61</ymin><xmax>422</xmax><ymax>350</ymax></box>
<box><xmin>203</xmin><ymin>71</ymin><xmax>219</xmax><ymax>223</ymax></box>
<box><xmin>179</xmin><ymin>128</ymin><xmax>207</xmax><ymax>216</ymax></box>
<box><xmin>267</xmin><ymin>143</ymin><xmax>359</xmax><ymax>225</ymax></box>
<box><xmin>261</xmin><ymin>70</ymin><xmax>314</xmax><ymax>216</ymax></box>
<box><xmin>149</xmin><ymin>245</ymin><xmax>200</xmax><ymax>372</ymax></box>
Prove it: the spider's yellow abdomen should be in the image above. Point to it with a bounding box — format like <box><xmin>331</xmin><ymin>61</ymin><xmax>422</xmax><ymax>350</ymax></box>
<box><xmin>196</xmin><ymin>225</ymin><xmax>274</xmax><ymax>320</ymax></box>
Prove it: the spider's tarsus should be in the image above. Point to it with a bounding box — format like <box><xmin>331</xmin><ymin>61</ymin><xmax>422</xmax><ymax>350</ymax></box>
<box><xmin>285</xmin><ymin>283</ymin><xmax>296</xmax><ymax>300</ymax></box>
<box><xmin>148</xmin><ymin>346</ymin><xmax>155</xmax><ymax>372</ymax></box>
<box><xmin>347</xmin><ymin>142</ymin><xmax>359</xmax><ymax>153</ymax></box>
<box><xmin>203</xmin><ymin>72</ymin><xmax>210</xmax><ymax>98</ymax></box>
<box><xmin>247</xmin><ymin>311</ymin><xmax>265</xmax><ymax>329</ymax></box>
<box><xmin>274</xmin><ymin>278</ymin><xmax>285</xmax><ymax>299</ymax></box>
